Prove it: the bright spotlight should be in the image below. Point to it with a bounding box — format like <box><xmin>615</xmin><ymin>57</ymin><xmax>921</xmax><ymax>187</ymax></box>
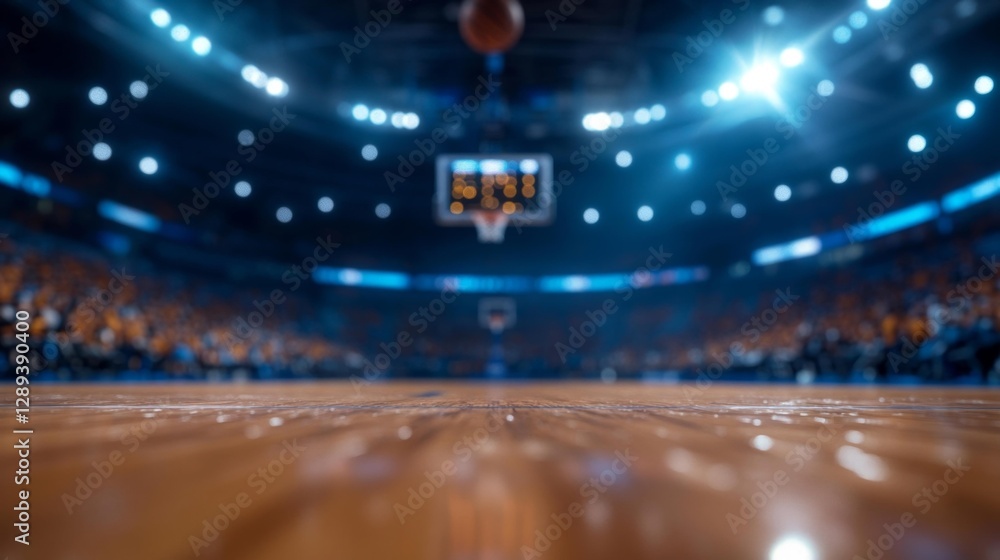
<box><xmin>609</xmin><ymin>112</ymin><xmax>624</xmax><ymax>128</ymax></box>
<box><xmin>867</xmin><ymin>0</ymin><xmax>891</xmax><ymax>10</ymax></box>
<box><xmin>93</xmin><ymin>143</ymin><xmax>112</xmax><ymax>161</ymax></box>
<box><xmin>191</xmin><ymin>36</ymin><xmax>212</xmax><ymax>56</ymax></box>
<box><xmin>637</xmin><ymin>205</ymin><xmax>654</xmax><ymax>222</ymax></box>
<box><xmin>831</xmin><ymin>166</ymin><xmax>849</xmax><ymax>184</ymax></box>
<box><xmin>701</xmin><ymin>90</ymin><xmax>720</xmax><ymax>107</ymax></box>
<box><xmin>265</xmin><ymin>77</ymin><xmax>288</xmax><ymax>97</ymax></box>
<box><xmin>583</xmin><ymin>208</ymin><xmax>600</xmax><ymax>224</ymax></box>
<box><xmin>170</xmin><ymin>24</ymin><xmax>190</xmax><ymax>41</ymax></box>
<box><xmin>615</xmin><ymin>151</ymin><xmax>633</xmax><ymax>168</ymax></box>
<box><xmin>956</xmin><ymin>99</ymin><xmax>976</xmax><ymax>119</ymax></box>
<box><xmin>817</xmin><ymin>80</ymin><xmax>835</xmax><ymax>96</ymax></box>
<box><xmin>774</xmin><ymin>184</ymin><xmax>792</xmax><ymax>201</ymax></box>
<box><xmin>88</xmin><ymin>86</ymin><xmax>108</xmax><ymax>105</ymax></box>
<box><xmin>370</xmin><ymin>108</ymin><xmax>387</xmax><ymax>124</ymax></box>
<box><xmin>719</xmin><ymin>82</ymin><xmax>740</xmax><ymax>101</ymax></box>
<box><xmin>402</xmin><ymin>113</ymin><xmax>420</xmax><ymax>129</ymax></box>
<box><xmin>584</xmin><ymin>112</ymin><xmax>611</xmax><ymax>131</ymax></box>
<box><xmin>907</xmin><ymin>134</ymin><xmax>927</xmax><ymax>152</ymax></box>
<box><xmin>234</xmin><ymin>181</ymin><xmax>252</xmax><ymax>197</ymax></box>
<box><xmin>762</xmin><ymin>6</ymin><xmax>784</xmax><ymax>26</ymax></box>
<box><xmin>318</xmin><ymin>197</ymin><xmax>334</xmax><ymax>213</ymax></box>
<box><xmin>391</xmin><ymin>112</ymin><xmax>405</xmax><ymax>128</ymax></box>
<box><xmin>910</xmin><ymin>63</ymin><xmax>933</xmax><ymax>89</ymax></box>
<box><xmin>276</xmin><ymin>207</ymin><xmax>293</xmax><ymax>223</ymax></box>
<box><xmin>690</xmin><ymin>200</ymin><xmax>706</xmax><ymax>215</ymax></box>
<box><xmin>740</xmin><ymin>63</ymin><xmax>780</xmax><ymax>92</ymax></box>
<box><xmin>138</xmin><ymin>157</ymin><xmax>159</xmax><ymax>175</ymax></box>
<box><xmin>779</xmin><ymin>47</ymin><xmax>804</xmax><ymax>68</ymax></box>
<box><xmin>833</xmin><ymin>26</ymin><xmax>852</xmax><ymax>44</ymax></box>
<box><xmin>150</xmin><ymin>8</ymin><xmax>171</xmax><ymax>28</ymax></box>
<box><xmin>731</xmin><ymin>203</ymin><xmax>747</xmax><ymax>218</ymax></box>
<box><xmin>9</xmin><ymin>89</ymin><xmax>29</xmax><ymax>109</ymax></box>
<box><xmin>237</xmin><ymin>130</ymin><xmax>255</xmax><ymax>146</ymax></box>
<box><xmin>362</xmin><ymin>144</ymin><xmax>378</xmax><ymax>161</ymax></box>
<box><xmin>849</xmin><ymin>11</ymin><xmax>869</xmax><ymax>29</ymax></box>
<box><xmin>649</xmin><ymin>104</ymin><xmax>667</xmax><ymax>120</ymax></box>
<box><xmin>975</xmin><ymin>75</ymin><xmax>994</xmax><ymax>94</ymax></box>
<box><xmin>633</xmin><ymin>108</ymin><xmax>651</xmax><ymax>125</ymax></box>
<box><xmin>675</xmin><ymin>153</ymin><xmax>692</xmax><ymax>171</ymax></box>
<box><xmin>769</xmin><ymin>535</ymin><xmax>817</xmax><ymax>560</ymax></box>
<box><xmin>242</xmin><ymin>65</ymin><xmax>268</xmax><ymax>88</ymax></box>
<box><xmin>129</xmin><ymin>81</ymin><xmax>149</xmax><ymax>99</ymax></box>
<box><xmin>352</xmin><ymin>104</ymin><xmax>369</xmax><ymax>121</ymax></box>
<box><xmin>375</xmin><ymin>203</ymin><xmax>391</xmax><ymax>219</ymax></box>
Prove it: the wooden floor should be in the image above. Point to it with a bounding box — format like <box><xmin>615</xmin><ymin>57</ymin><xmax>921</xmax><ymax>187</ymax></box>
<box><xmin>3</xmin><ymin>383</ymin><xmax>1000</xmax><ymax>560</ymax></box>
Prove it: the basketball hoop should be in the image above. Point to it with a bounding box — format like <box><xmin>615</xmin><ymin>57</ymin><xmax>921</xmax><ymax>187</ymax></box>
<box><xmin>472</xmin><ymin>211</ymin><xmax>509</xmax><ymax>243</ymax></box>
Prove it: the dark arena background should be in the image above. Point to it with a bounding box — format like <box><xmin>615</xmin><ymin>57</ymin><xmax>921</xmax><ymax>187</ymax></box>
<box><xmin>2</xmin><ymin>0</ymin><xmax>1000</xmax><ymax>558</ymax></box>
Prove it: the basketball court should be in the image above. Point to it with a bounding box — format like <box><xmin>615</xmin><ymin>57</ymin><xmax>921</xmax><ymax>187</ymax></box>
<box><xmin>5</xmin><ymin>384</ymin><xmax>999</xmax><ymax>559</ymax></box>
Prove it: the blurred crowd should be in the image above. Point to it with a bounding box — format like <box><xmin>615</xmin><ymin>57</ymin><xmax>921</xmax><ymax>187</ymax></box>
<box><xmin>2</xmin><ymin>229</ymin><xmax>1000</xmax><ymax>383</ymax></box>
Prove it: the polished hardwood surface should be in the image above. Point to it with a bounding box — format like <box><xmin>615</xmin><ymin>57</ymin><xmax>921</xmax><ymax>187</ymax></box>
<box><xmin>3</xmin><ymin>383</ymin><xmax>999</xmax><ymax>560</ymax></box>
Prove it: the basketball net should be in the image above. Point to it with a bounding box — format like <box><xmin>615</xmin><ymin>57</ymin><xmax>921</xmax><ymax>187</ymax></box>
<box><xmin>472</xmin><ymin>211</ymin><xmax>509</xmax><ymax>243</ymax></box>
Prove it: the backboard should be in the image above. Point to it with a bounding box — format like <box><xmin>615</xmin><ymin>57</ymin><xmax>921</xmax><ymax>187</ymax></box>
<box><xmin>435</xmin><ymin>154</ymin><xmax>554</xmax><ymax>242</ymax></box>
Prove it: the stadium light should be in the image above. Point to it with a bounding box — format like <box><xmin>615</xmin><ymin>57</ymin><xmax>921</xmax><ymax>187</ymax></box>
<box><xmin>583</xmin><ymin>208</ymin><xmax>599</xmax><ymax>224</ymax></box>
<box><xmin>191</xmin><ymin>36</ymin><xmax>211</xmax><ymax>56</ymax></box>
<box><xmin>88</xmin><ymin>86</ymin><xmax>108</xmax><ymax>105</ymax></box>
<box><xmin>649</xmin><ymin>104</ymin><xmax>667</xmax><ymax>120</ymax></box>
<box><xmin>719</xmin><ymin>82</ymin><xmax>740</xmax><ymax>101</ymax></box>
<box><xmin>701</xmin><ymin>90</ymin><xmax>720</xmax><ymax>107</ymax></box>
<box><xmin>615</xmin><ymin>151</ymin><xmax>633</xmax><ymax>168</ymax></box>
<box><xmin>265</xmin><ymin>77</ymin><xmax>288</xmax><ymax>97</ymax></box>
<box><xmin>375</xmin><ymin>203</ymin><xmax>391</xmax><ymax>218</ymax></box>
<box><xmin>633</xmin><ymin>108</ymin><xmax>651</xmax><ymax>125</ymax></box>
<box><xmin>150</xmin><ymin>8</ymin><xmax>171</xmax><ymax>28</ymax></box>
<box><xmin>831</xmin><ymin>166</ymin><xmax>849</xmax><ymax>184</ymax></box>
<box><xmin>276</xmin><ymin>207</ymin><xmax>293</xmax><ymax>223</ymax></box>
<box><xmin>9</xmin><ymin>89</ymin><xmax>29</xmax><ymax>109</ymax></box>
<box><xmin>907</xmin><ymin>134</ymin><xmax>927</xmax><ymax>152</ymax></box>
<box><xmin>318</xmin><ymin>197</ymin><xmax>334</xmax><ymax>213</ymax></box>
<box><xmin>740</xmin><ymin>63</ymin><xmax>780</xmax><ymax>93</ymax></box>
<box><xmin>234</xmin><ymin>181</ymin><xmax>251</xmax><ymax>197</ymax></box>
<box><xmin>833</xmin><ymin>26</ymin><xmax>852</xmax><ymax>44</ymax></box>
<box><xmin>139</xmin><ymin>157</ymin><xmax>159</xmax><ymax>175</ymax></box>
<box><xmin>956</xmin><ymin>99</ymin><xmax>976</xmax><ymax>119</ymax></box>
<box><xmin>362</xmin><ymin>144</ymin><xmax>378</xmax><ymax>161</ymax></box>
<box><xmin>910</xmin><ymin>63</ymin><xmax>933</xmax><ymax>89</ymax></box>
<box><xmin>170</xmin><ymin>25</ymin><xmax>190</xmax><ymax>42</ymax></box>
<box><xmin>352</xmin><ymin>104</ymin><xmax>369</xmax><ymax>121</ymax></box>
<box><xmin>129</xmin><ymin>81</ymin><xmax>149</xmax><ymax>99</ymax></box>
<box><xmin>93</xmin><ymin>143</ymin><xmax>112</xmax><ymax>161</ymax></box>
<box><xmin>779</xmin><ymin>47</ymin><xmax>804</xmax><ymax>68</ymax></box>
<box><xmin>817</xmin><ymin>80</ymin><xmax>835</xmax><ymax>96</ymax></box>
<box><xmin>762</xmin><ymin>6</ymin><xmax>784</xmax><ymax>26</ymax></box>
<box><xmin>849</xmin><ymin>11</ymin><xmax>869</xmax><ymax>29</ymax></box>
<box><xmin>370</xmin><ymin>108</ymin><xmax>387</xmax><ymax>125</ymax></box>
<box><xmin>774</xmin><ymin>184</ymin><xmax>792</xmax><ymax>201</ymax></box>
<box><xmin>975</xmin><ymin>75</ymin><xmax>994</xmax><ymax>95</ymax></box>
<box><xmin>867</xmin><ymin>0</ymin><xmax>891</xmax><ymax>10</ymax></box>
<box><xmin>731</xmin><ymin>203</ymin><xmax>747</xmax><ymax>219</ymax></box>
<box><xmin>690</xmin><ymin>200</ymin><xmax>706</xmax><ymax>215</ymax></box>
<box><xmin>675</xmin><ymin>153</ymin><xmax>692</xmax><ymax>171</ymax></box>
<box><xmin>237</xmin><ymin>130</ymin><xmax>254</xmax><ymax>146</ymax></box>
<box><xmin>637</xmin><ymin>205</ymin><xmax>653</xmax><ymax>222</ymax></box>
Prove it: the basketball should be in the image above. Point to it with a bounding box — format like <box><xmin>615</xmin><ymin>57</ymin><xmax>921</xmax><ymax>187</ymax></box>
<box><xmin>458</xmin><ymin>0</ymin><xmax>525</xmax><ymax>54</ymax></box>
